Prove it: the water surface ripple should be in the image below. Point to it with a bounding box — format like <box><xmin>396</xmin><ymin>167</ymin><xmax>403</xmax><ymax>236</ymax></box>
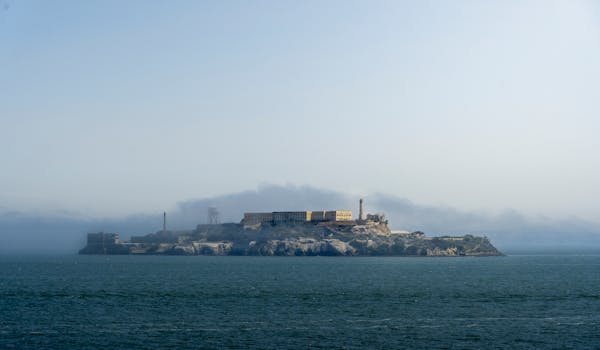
<box><xmin>1</xmin><ymin>255</ymin><xmax>599</xmax><ymax>349</ymax></box>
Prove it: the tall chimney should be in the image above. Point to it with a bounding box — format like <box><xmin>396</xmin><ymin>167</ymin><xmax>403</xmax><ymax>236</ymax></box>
<box><xmin>163</xmin><ymin>211</ymin><xmax>166</xmax><ymax>232</ymax></box>
<box><xmin>359</xmin><ymin>198</ymin><xmax>364</xmax><ymax>221</ymax></box>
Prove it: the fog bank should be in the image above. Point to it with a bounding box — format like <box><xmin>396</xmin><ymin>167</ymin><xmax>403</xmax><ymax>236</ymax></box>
<box><xmin>1</xmin><ymin>185</ymin><xmax>599</xmax><ymax>254</ymax></box>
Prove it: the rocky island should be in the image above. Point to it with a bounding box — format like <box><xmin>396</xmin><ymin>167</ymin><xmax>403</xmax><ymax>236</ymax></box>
<box><xmin>79</xmin><ymin>201</ymin><xmax>502</xmax><ymax>257</ymax></box>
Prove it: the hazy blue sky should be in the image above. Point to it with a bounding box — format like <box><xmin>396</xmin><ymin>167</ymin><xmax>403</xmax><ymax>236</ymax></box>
<box><xmin>1</xmin><ymin>0</ymin><xmax>599</xmax><ymax>221</ymax></box>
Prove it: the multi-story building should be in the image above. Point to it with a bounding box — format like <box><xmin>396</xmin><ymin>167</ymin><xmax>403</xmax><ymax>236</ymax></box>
<box><xmin>310</xmin><ymin>211</ymin><xmax>326</xmax><ymax>221</ymax></box>
<box><xmin>242</xmin><ymin>210</ymin><xmax>353</xmax><ymax>225</ymax></box>
<box><xmin>273</xmin><ymin>211</ymin><xmax>312</xmax><ymax>223</ymax></box>
<box><xmin>325</xmin><ymin>210</ymin><xmax>353</xmax><ymax>221</ymax></box>
<box><xmin>242</xmin><ymin>212</ymin><xmax>274</xmax><ymax>225</ymax></box>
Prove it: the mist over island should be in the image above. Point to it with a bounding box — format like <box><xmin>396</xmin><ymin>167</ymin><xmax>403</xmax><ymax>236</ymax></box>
<box><xmin>1</xmin><ymin>184</ymin><xmax>598</xmax><ymax>255</ymax></box>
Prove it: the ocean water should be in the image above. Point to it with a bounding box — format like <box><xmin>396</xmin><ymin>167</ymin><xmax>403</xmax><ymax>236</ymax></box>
<box><xmin>1</xmin><ymin>255</ymin><xmax>599</xmax><ymax>349</ymax></box>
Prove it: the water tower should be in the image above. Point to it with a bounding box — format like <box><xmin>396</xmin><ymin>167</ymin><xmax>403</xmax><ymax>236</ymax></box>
<box><xmin>208</xmin><ymin>207</ymin><xmax>220</xmax><ymax>225</ymax></box>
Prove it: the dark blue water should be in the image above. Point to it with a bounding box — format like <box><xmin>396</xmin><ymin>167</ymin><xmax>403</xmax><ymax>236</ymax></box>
<box><xmin>1</xmin><ymin>255</ymin><xmax>600</xmax><ymax>349</ymax></box>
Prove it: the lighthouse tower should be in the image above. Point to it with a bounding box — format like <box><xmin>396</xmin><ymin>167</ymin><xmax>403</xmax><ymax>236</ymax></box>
<box><xmin>359</xmin><ymin>198</ymin><xmax>364</xmax><ymax>221</ymax></box>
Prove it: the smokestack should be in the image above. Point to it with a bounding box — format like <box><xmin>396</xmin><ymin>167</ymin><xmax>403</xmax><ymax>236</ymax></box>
<box><xmin>163</xmin><ymin>211</ymin><xmax>166</xmax><ymax>232</ymax></box>
<box><xmin>359</xmin><ymin>198</ymin><xmax>364</xmax><ymax>221</ymax></box>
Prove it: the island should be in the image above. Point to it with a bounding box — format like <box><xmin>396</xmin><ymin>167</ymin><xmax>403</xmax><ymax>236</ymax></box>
<box><xmin>79</xmin><ymin>201</ymin><xmax>502</xmax><ymax>257</ymax></box>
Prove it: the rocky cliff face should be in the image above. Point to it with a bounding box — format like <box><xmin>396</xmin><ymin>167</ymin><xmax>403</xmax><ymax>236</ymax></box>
<box><xmin>79</xmin><ymin>222</ymin><xmax>502</xmax><ymax>256</ymax></box>
<box><xmin>236</xmin><ymin>238</ymin><xmax>356</xmax><ymax>256</ymax></box>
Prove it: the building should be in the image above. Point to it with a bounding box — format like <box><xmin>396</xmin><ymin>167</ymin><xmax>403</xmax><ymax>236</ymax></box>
<box><xmin>273</xmin><ymin>211</ymin><xmax>312</xmax><ymax>223</ymax></box>
<box><xmin>310</xmin><ymin>211</ymin><xmax>326</xmax><ymax>221</ymax></box>
<box><xmin>87</xmin><ymin>232</ymin><xmax>120</xmax><ymax>245</ymax></box>
<box><xmin>242</xmin><ymin>210</ymin><xmax>353</xmax><ymax>225</ymax></box>
<box><xmin>325</xmin><ymin>210</ymin><xmax>353</xmax><ymax>221</ymax></box>
<box><xmin>79</xmin><ymin>232</ymin><xmax>129</xmax><ymax>255</ymax></box>
<box><xmin>243</xmin><ymin>212</ymin><xmax>274</xmax><ymax>225</ymax></box>
<box><xmin>366</xmin><ymin>213</ymin><xmax>387</xmax><ymax>224</ymax></box>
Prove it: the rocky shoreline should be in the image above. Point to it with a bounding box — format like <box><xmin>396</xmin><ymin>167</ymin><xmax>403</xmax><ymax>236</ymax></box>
<box><xmin>79</xmin><ymin>221</ymin><xmax>502</xmax><ymax>257</ymax></box>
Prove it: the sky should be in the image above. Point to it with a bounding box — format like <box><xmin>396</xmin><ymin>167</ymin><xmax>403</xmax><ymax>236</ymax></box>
<box><xmin>1</xmin><ymin>0</ymin><xmax>600</xmax><ymax>222</ymax></box>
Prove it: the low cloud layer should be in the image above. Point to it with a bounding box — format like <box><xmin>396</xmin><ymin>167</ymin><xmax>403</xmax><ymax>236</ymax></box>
<box><xmin>1</xmin><ymin>184</ymin><xmax>599</xmax><ymax>254</ymax></box>
<box><xmin>368</xmin><ymin>194</ymin><xmax>600</xmax><ymax>250</ymax></box>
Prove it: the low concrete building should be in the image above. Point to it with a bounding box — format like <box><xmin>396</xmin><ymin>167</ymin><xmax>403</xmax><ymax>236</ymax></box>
<box><xmin>87</xmin><ymin>232</ymin><xmax>120</xmax><ymax>245</ymax></box>
<box><xmin>79</xmin><ymin>232</ymin><xmax>128</xmax><ymax>255</ymax></box>
<box><xmin>390</xmin><ymin>230</ymin><xmax>410</xmax><ymax>235</ymax></box>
